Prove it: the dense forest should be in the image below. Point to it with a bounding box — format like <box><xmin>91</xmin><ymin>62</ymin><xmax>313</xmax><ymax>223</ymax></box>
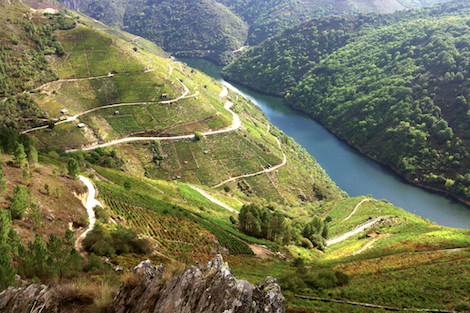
<box><xmin>223</xmin><ymin>0</ymin><xmax>470</xmax><ymax>203</ymax></box>
<box><xmin>59</xmin><ymin>0</ymin><xmax>443</xmax><ymax>64</ymax></box>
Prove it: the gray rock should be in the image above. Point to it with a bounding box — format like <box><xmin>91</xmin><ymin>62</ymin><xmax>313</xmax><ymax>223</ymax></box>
<box><xmin>114</xmin><ymin>254</ymin><xmax>285</xmax><ymax>313</ymax></box>
<box><xmin>0</xmin><ymin>283</ymin><xmax>59</xmax><ymax>313</ymax></box>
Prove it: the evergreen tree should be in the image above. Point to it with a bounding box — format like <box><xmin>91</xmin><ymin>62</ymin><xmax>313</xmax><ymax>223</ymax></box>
<box><xmin>10</xmin><ymin>185</ymin><xmax>28</xmax><ymax>219</ymax></box>
<box><xmin>29</xmin><ymin>205</ymin><xmax>42</xmax><ymax>229</ymax></box>
<box><xmin>0</xmin><ymin>210</ymin><xmax>12</xmax><ymax>255</ymax></box>
<box><xmin>13</xmin><ymin>142</ymin><xmax>27</xmax><ymax>168</ymax></box>
<box><xmin>24</xmin><ymin>234</ymin><xmax>47</xmax><ymax>278</ymax></box>
<box><xmin>22</xmin><ymin>169</ymin><xmax>29</xmax><ymax>184</ymax></box>
<box><xmin>0</xmin><ymin>254</ymin><xmax>16</xmax><ymax>290</ymax></box>
<box><xmin>67</xmin><ymin>158</ymin><xmax>79</xmax><ymax>180</ymax></box>
<box><xmin>27</xmin><ymin>146</ymin><xmax>38</xmax><ymax>167</ymax></box>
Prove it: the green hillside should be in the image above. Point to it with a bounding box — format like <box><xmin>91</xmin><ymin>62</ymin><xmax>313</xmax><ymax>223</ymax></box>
<box><xmin>1</xmin><ymin>1</ymin><xmax>470</xmax><ymax>313</ymax></box>
<box><xmin>223</xmin><ymin>0</ymin><xmax>470</xmax><ymax>206</ymax></box>
<box><xmin>57</xmin><ymin>0</ymin><xmax>445</xmax><ymax>64</ymax></box>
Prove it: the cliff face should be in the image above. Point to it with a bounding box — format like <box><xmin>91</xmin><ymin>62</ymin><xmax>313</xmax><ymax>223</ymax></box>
<box><xmin>114</xmin><ymin>254</ymin><xmax>285</xmax><ymax>313</ymax></box>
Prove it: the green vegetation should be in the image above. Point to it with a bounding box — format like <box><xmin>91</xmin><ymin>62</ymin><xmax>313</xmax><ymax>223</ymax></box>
<box><xmin>1</xmin><ymin>2</ymin><xmax>470</xmax><ymax>313</ymax></box>
<box><xmin>60</xmin><ymin>0</ymin><xmax>440</xmax><ymax>64</ymax></box>
<box><xmin>224</xmin><ymin>0</ymin><xmax>470</xmax><ymax>204</ymax></box>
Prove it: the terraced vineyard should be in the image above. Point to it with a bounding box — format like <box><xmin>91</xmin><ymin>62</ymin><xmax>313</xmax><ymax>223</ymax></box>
<box><xmin>96</xmin><ymin>180</ymin><xmax>254</xmax><ymax>258</ymax></box>
<box><xmin>31</xmin><ymin>24</ymin><xmax>232</xmax><ymax>148</ymax></box>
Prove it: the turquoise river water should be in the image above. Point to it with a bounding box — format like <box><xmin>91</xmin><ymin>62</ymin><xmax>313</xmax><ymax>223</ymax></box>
<box><xmin>180</xmin><ymin>57</ymin><xmax>470</xmax><ymax>229</ymax></box>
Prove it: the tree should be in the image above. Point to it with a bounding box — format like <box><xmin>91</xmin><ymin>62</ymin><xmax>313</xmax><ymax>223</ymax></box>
<box><xmin>0</xmin><ymin>210</ymin><xmax>12</xmax><ymax>255</ymax></box>
<box><xmin>0</xmin><ymin>254</ymin><xmax>16</xmax><ymax>290</ymax></box>
<box><xmin>24</xmin><ymin>234</ymin><xmax>48</xmax><ymax>278</ymax></box>
<box><xmin>27</xmin><ymin>146</ymin><xmax>38</xmax><ymax>167</ymax></box>
<box><xmin>64</xmin><ymin>229</ymin><xmax>74</xmax><ymax>245</ymax></box>
<box><xmin>13</xmin><ymin>142</ymin><xmax>27</xmax><ymax>168</ymax></box>
<box><xmin>22</xmin><ymin>169</ymin><xmax>29</xmax><ymax>184</ymax></box>
<box><xmin>29</xmin><ymin>205</ymin><xmax>42</xmax><ymax>229</ymax></box>
<box><xmin>44</xmin><ymin>182</ymin><xmax>50</xmax><ymax>195</ymax></box>
<box><xmin>10</xmin><ymin>185</ymin><xmax>28</xmax><ymax>219</ymax></box>
<box><xmin>124</xmin><ymin>181</ymin><xmax>131</xmax><ymax>190</ymax></box>
<box><xmin>67</xmin><ymin>158</ymin><xmax>79</xmax><ymax>179</ymax></box>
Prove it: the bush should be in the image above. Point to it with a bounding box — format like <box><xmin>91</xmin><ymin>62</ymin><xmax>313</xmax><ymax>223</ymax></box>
<box><xmin>94</xmin><ymin>206</ymin><xmax>110</xmax><ymax>223</ymax></box>
<box><xmin>84</xmin><ymin>253</ymin><xmax>104</xmax><ymax>272</ymax></box>
<box><xmin>83</xmin><ymin>223</ymin><xmax>152</xmax><ymax>256</ymax></box>
<box><xmin>300</xmin><ymin>237</ymin><xmax>313</xmax><ymax>249</ymax></box>
<box><xmin>194</xmin><ymin>131</ymin><xmax>203</xmax><ymax>140</ymax></box>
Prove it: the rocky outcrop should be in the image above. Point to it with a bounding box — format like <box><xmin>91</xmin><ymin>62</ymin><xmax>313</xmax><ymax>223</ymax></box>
<box><xmin>0</xmin><ymin>283</ymin><xmax>59</xmax><ymax>313</ymax></box>
<box><xmin>114</xmin><ymin>254</ymin><xmax>285</xmax><ymax>313</ymax></box>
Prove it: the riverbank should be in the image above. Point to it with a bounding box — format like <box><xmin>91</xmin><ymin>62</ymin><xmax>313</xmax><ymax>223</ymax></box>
<box><xmin>181</xmin><ymin>57</ymin><xmax>470</xmax><ymax>229</ymax></box>
<box><xmin>221</xmin><ymin>72</ymin><xmax>470</xmax><ymax>209</ymax></box>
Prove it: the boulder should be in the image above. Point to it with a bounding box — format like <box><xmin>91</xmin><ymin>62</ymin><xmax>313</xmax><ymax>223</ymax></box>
<box><xmin>114</xmin><ymin>254</ymin><xmax>285</xmax><ymax>313</ymax></box>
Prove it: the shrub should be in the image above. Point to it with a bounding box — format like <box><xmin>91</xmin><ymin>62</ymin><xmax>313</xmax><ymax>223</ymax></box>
<box><xmin>194</xmin><ymin>131</ymin><xmax>203</xmax><ymax>140</ymax></box>
<box><xmin>84</xmin><ymin>253</ymin><xmax>104</xmax><ymax>272</ymax></box>
<box><xmin>94</xmin><ymin>206</ymin><xmax>110</xmax><ymax>223</ymax></box>
<box><xmin>300</xmin><ymin>237</ymin><xmax>313</xmax><ymax>249</ymax></box>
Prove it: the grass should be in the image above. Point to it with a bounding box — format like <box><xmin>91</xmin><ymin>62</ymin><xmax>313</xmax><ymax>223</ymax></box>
<box><xmin>68</xmin><ymin>51</ymin><xmax>89</xmax><ymax>78</ymax></box>
<box><xmin>87</xmin><ymin>50</ymin><xmax>111</xmax><ymax>76</ymax></box>
<box><xmin>32</xmin><ymin>122</ymin><xmax>90</xmax><ymax>149</ymax></box>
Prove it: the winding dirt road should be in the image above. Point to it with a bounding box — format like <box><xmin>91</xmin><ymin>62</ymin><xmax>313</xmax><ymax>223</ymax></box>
<box><xmin>187</xmin><ymin>184</ymin><xmax>238</xmax><ymax>213</ymax></box>
<box><xmin>326</xmin><ymin>216</ymin><xmax>389</xmax><ymax>246</ymax></box>
<box><xmin>74</xmin><ymin>175</ymin><xmax>103</xmax><ymax>255</ymax></box>
<box><xmin>64</xmin><ymin>100</ymin><xmax>241</xmax><ymax>152</ymax></box>
<box><xmin>22</xmin><ymin>62</ymin><xmax>190</xmax><ymax>134</ymax></box>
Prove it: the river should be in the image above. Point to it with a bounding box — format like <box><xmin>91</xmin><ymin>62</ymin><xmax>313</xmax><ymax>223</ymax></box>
<box><xmin>179</xmin><ymin>57</ymin><xmax>470</xmax><ymax>229</ymax></box>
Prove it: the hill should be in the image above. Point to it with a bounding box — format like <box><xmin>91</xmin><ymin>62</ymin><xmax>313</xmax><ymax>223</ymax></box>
<box><xmin>222</xmin><ymin>0</ymin><xmax>470</xmax><ymax>206</ymax></box>
<box><xmin>1</xmin><ymin>1</ymin><xmax>470</xmax><ymax>312</ymax></box>
<box><xmin>57</xmin><ymin>0</ymin><xmax>447</xmax><ymax>64</ymax></box>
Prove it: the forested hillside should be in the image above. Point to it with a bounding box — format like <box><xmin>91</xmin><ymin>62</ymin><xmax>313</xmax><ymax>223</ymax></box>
<box><xmin>222</xmin><ymin>0</ymin><xmax>470</xmax><ymax>204</ymax></box>
<box><xmin>58</xmin><ymin>0</ymin><xmax>445</xmax><ymax>64</ymax></box>
<box><xmin>3</xmin><ymin>2</ymin><xmax>470</xmax><ymax>313</ymax></box>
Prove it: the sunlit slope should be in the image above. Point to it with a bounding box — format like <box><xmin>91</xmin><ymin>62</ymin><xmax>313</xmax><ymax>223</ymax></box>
<box><xmin>30</xmin><ymin>24</ymin><xmax>232</xmax><ymax>148</ymax></box>
<box><xmin>223</xmin><ymin>0</ymin><xmax>470</xmax><ymax>206</ymax></box>
<box><xmin>25</xmin><ymin>21</ymin><xmax>344</xmax><ymax>206</ymax></box>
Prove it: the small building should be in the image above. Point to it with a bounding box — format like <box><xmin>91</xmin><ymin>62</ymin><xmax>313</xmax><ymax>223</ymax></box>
<box><xmin>161</xmin><ymin>93</ymin><xmax>169</xmax><ymax>99</ymax></box>
<box><xmin>114</xmin><ymin>110</ymin><xmax>119</xmax><ymax>115</ymax></box>
<box><xmin>77</xmin><ymin>123</ymin><xmax>86</xmax><ymax>128</ymax></box>
<box><xmin>60</xmin><ymin>109</ymin><xmax>68</xmax><ymax>114</ymax></box>
<box><xmin>366</xmin><ymin>233</ymin><xmax>378</xmax><ymax>238</ymax></box>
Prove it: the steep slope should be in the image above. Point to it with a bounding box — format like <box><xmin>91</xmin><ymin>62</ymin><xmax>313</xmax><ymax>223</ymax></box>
<box><xmin>2</xmin><ymin>2</ymin><xmax>470</xmax><ymax>313</ymax></box>
<box><xmin>57</xmin><ymin>0</ymin><xmax>447</xmax><ymax>64</ymax></box>
<box><xmin>223</xmin><ymin>0</ymin><xmax>470</xmax><ymax>205</ymax></box>
<box><xmin>61</xmin><ymin>0</ymin><xmax>248</xmax><ymax>64</ymax></box>
<box><xmin>21</xmin><ymin>18</ymin><xmax>344</xmax><ymax>205</ymax></box>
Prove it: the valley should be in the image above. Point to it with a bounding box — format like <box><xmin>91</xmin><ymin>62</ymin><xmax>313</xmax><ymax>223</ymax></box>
<box><xmin>0</xmin><ymin>1</ymin><xmax>470</xmax><ymax>312</ymax></box>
